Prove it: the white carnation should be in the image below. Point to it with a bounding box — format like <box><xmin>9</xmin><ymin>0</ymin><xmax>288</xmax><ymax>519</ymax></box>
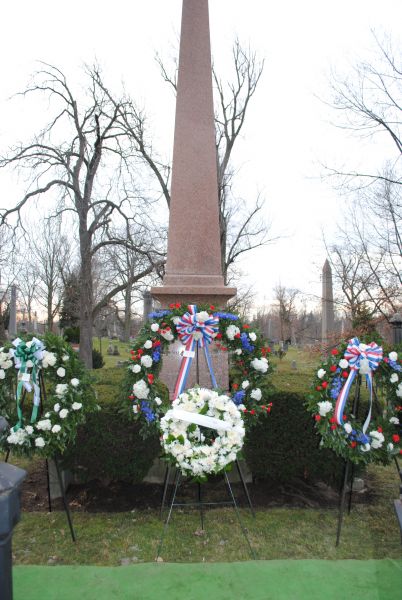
<box><xmin>226</xmin><ymin>325</ymin><xmax>240</xmax><ymax>340</ymax></box>
<box><xmin>250</xmin><ymin>388</ymin><xmax>262</xmax><ymax>401</ymax></box>
<box><xmin>250</xmin><ymin>357</ymin><xmax>268</xmax><ymax>373</ymax></box>
<box><xmin>51</xmin><ymin>424</ymin><xmax>61</xmax><ymax>433</ymax></box>
<box><xmin>42</xmin><ymin>351</ymin><xmax>57</xmax><ymax>368</ymax></box>
<box><xmin>241</xmin><ymin>380</ymin><xmax>250</xmax><ymax>389</ymax></box>
<box><xmin>344</xmin><ymin>422</ymin><xmax>353</xmax><ymax>434</ymax></box>
<box><xmin>72</xmin><ymin>402</ymin><xmax>82</xmax><ymax>410</ymax></box>
<box><xmin>143</xmin><ymin>340</ymin><xmax>153</xmax><ymax>349</ymax></box>
<box><xmin>151</xmin><ymin>323</ymin><xmax>160</xmax><ymax>332</ymax></box>
<box><xmin>155</xmin><ymin>397</ymin><xmax>162</xmax><ymax>406</ymax></box>
<box><xmin>133</xmin><ymin>404</ymin><xmax>139</xmax><ymax>414</ymax></box>
<box><xmin>62</xmin><ymin>354</ymin><xmax>70</xmax><ymax>362</ymax></box>
<box><xmin>161</xmin><ymin>330</ymin><xmax>174</xmax><ymax>342</ymax></box>
<box><xmin>389</xmin><ymin>351</ymin><xmax>398</xmax><ymax>362</ymax></box>
<box><xmin>317</xmin><ymin>401</ymin><xmax>332</xmax><ymax>417</ymax></box>
<box><xmin>131</xmin><ymin>364</ymin><xmax>141</xmax><ymax>373</ymax></box>
<box><xmin>234</xmin><ymin>349</ymin><xmax>242</xmax><ymax>355</ymax></box>
<box><xmin>57</xmin><ymin>367</ymin><xmax>66</xmax><ymax>378</ymax></box>
<box><xmin>133</xmin><ymin>379</ymin><xmax>150</xmax><ymax>399</ymax></box>
<box><xmin>54</xmin><ymin>403</ymin><xmax>60</xmax><ymax>413</ymax></box>
<box><xmin>387</xmin><ymin>443</ymin><xmax>394</xmax><ymax>452</ymax></box>
<box><xmin>36</xmin><ymin>419</ymin><xmax>52</xmax><ymax>431</ymax></box>
<box><xmin>339</xmin><ymin>359</ymin><xmax>349</xmax><ymax>369</ymax></box>
<box><xmin>25</xmin><ymin>425</ymin><xmax>34</xmax><ymax>435</ymax></box>
<box><xmin>141</xmin><ymin>355</ymin><xmax>153</xmax><ymax>368</ymax></box>
<box><xmin>390</xmin><ymin>373</ymin><xmax>399</xmax><ymax>384</ymax></box>
<box><xmin>172</xmin><ymin>317</ymin><xmax>180</xmax><ymax>325</ymax></box>
<box><xmin>70</xmin><ymin>378</ymin><xmax>80</xmax><ymax>387</ymax></box>
<box><xmin>317</xmin><ymin>368</ymin><xmax>326</xmax><ymax>379</ymax></box>
<box><xmin>35</xmin><ymin>437</ymin><xmax>46</xmax><ymax>448</ymax></box>
<box><xmin>396</xmin><ymin>383</ymin><xmax>402</xmax><ymax>398</ymax></box>
<box><xmin>390</xmin><ymin>416</ymin><xmax>400</xmax><ymax>425</ymax></box>
<box><xmin>369</xmin><ymin>430</ymin><xmax>384</xmax><ymax>449</ymax></box>
<box><xmin>0</xmin><ymin>369</ymin><xmax>5</xmax><ymax>380</ymax></box>
<box><xmin>55</xmin><ymin>384</ymin><xmax>68</xmax><ymax>397</ymax></box>
<box><xmin>59</xmin><ymin>408</ymin><xmax>69</xmax><ymax>419</ymax></box>
<box><xmin>249</xmin><ymin>332</ymin><xmax>257</xmax><ymax>342</ymax></box>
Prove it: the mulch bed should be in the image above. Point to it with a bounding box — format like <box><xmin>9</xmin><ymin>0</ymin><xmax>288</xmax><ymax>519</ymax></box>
<box><xmin>19</xmin><ymin>459</ymin><xmax>373</xmax><ymax>513</ymax></box>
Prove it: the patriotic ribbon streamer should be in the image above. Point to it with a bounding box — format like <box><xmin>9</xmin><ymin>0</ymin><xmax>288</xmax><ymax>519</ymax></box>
<box><xmin>173</xmin><ymin>305</ymin><xmax>219</xmax><ymax>399</ymax></box>
<box><xmin>10</xmin><ymin>337</ymin><xmax>45</xmax><ymax>431</ymax></box>
<box><xmin>334</xmin><ymin>337</ymin><xmax>383</xmax><ymax>433</ymax></box>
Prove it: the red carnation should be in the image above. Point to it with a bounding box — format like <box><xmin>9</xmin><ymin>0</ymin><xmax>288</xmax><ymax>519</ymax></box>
<box><xmin>343</xmin><ymin>415</ymin><xmax>347</xmax><ymax>421</ymax></box>
<box><xmin>377</xmin><ymin>426</ymin><xmax>383</xmax><ymax>433</ymax></box>
<box><xmin>329</xmin><ymin>417</ymin><xmax>336</xmax><ymax>423</ymax></box>
<box><xmin>321</xmin><ymin>381</ymin><xmax>328</xmax><ymax>389</ymax></box>
<box><xmin>147</xmin><ymin>374</ymin><xmax>154</xmax><ymax>384</ymax></box>
<box><xmin>250</xmin><ymin>409</ymin><xmax>255</xmax><ymax>415</ymax></box>
<box><xmin>232</xmin><ymin>383</ymin><xmax>239</xmax><ymax>390</ymax></box>
<box><xmin>243</xmin><ymin>324</ymin><xmax>250</xmax><ymax>329</ymax></box>
<box><xmin>266</xmin><ymin>347</ymin><xmax>271</xmax><ymax>353</ymax></box>
<box><xmin>342</xmin><ymin>371</ymin><xmax>348</xmax><ymax>378</ymax></box>
<box><xmin>330</xmin><ymin>365</ymin><xmax>337</xmax><ymax>372</ymax></box>
<box><xmin>331</xmin><ymin>348</ymin><xmax>339</xmax><ymax>355</ymax></box>
<box><xmin>392</xmin><ymin>434</ymin><xmax>400</xmax><ymax>443</ymax></box>
<box><xmin>209</xmin><ymin>305</ymin><xmax>215</xmax><ymax>310</ymax></box>
<box><xmin>235</xmin><ymin>333</ymin><xmax>241</xmax><ymax>339</ymax></box>
<box><xmin>169</xmin><ymin>304</ymin><xmax>175</xmax><ymax>309</ymax></box>
<box><xmin>316</xmin><ymin>385</ymin><xmax>322</xmax><ymax>391</ymax></box>
<box><xmin>216</xmin><ymin>333</ymin><xmax>222</xmax><ymax>339</ymax></box>
<box><xmin>175</xmin><ymin>303</ymin><xmax>181</xmax><ymax>308</ymax></box>
<box><xmin>350</xmin><ymin>441</ymin><xmax>357</xmax><ymax>448</ymax></box>
<box><xmin>128</xmin><ymin>395</ymin><xmax>134</xmax><ymax>400</ymax></box>
<box><xmin>330</xmin><ymin>424</ymin><xmax>337</xmax><ymax>430</ymax></box>
<box><xmin>266</xmin><ymin>406</ymin><xmax>272</xmax><ymax>413</ymax></box>
<box><xmin>315</xmin><ymin>415</ymin><xmax>321</xmax><ymax>421</ymax></box>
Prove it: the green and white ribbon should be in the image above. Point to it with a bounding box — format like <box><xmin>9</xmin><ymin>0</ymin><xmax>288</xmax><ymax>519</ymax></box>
<box><xmin>10</xmin><ymin>337</ymin><xmax>45</xmax><ymax>431</ymax></box>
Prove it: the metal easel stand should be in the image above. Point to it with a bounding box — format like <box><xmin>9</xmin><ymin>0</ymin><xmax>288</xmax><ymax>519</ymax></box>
<box><xmin>5</xmin><ymin>372</ymin><xmax>76</xmax><ymax>542</ymax></box>
<box><xmin>160</xmin><ymin>459</ymin><xmax>255</xmax><ymax>519</ymax></box>
<box><xmin>156</xmin><ymin>466</ymin><xmax>257</xmax><ymax>560</ymax></box>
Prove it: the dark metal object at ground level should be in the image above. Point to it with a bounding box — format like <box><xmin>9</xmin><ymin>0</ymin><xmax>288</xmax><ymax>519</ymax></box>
<box><xmin>0</xmin><ymin>461</ymin><xmax>27</xmax><ymax>600</ymax></box>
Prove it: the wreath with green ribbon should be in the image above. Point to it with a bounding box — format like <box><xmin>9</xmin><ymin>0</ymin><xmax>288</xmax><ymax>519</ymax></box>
<box><xmin>306</xmin><ymin>336</ymin><xmax>402</xmax><ymax>465</ymax></box>
<box><xmin>0</xmin><ymin>332</ymin><xmax>97</xmax><ymax>457</ymax></box>
<box><xmin>122</xmin><ymin>303</ymin><xmax>273</xmax><ymax>432</ymax></box>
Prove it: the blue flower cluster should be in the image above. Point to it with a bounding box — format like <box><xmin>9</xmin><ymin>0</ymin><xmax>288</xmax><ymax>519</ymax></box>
<box><xmin>330</xmin><ymin>373</ymin><xmax>342</xmax><ymax>400</ymax></box>
<box><xmin>389</xmin><ymin>359</ymin><xmax>402</xmax><ymax>372</ymax></box>
<box><xmin>241</xmin><ymin>332</ymin><xmax>254</xmax><ymax>353</ymax></box>
<box><xmin>140</xmin><ymin>400</ymin><xmax>156</xmax><ymax>423</ymax></box>
<box><xmin>152</xmin><ymin>350</ymin><xmax>161</xmax><ymax>363</ymax></box>
<box><xmin>214</xmin><ymin>311</ymin><xmax>239</xmax><ymax>321</ymax></box>
<box><xmin>232</xmin><ymin>390</ymin><xmax>246</xmax><ymax>405</ymax></box>
<box><xmin>148</xmin><ymin>310</ymin><xmax>172</xmax><ymax>319</ymax></box>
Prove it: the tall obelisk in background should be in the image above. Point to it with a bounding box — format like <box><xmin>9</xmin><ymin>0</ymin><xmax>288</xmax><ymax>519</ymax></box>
<box><xmin>151</xmin><ymin>0</ymin><xmax>236</xmax><ymax>307</ymax></box>
<box><xmin>321</xmin><ymin>259</ymin><xmax>335</xmax><ymax>344</ymax></box>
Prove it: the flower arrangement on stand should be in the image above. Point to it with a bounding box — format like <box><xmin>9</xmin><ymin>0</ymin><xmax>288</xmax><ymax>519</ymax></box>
<box><xmin>306</xmin><ymin>336</ymin><xmax>402</xmax><ymax>465</ymax></box>
<box><xmin>160</xmin><ymin>387</ymin><xmax>245</xmax><ymax>478</ymax></box>
<box><xmin>0</xmin><ymin>332</ymin><xmax>97</xmax><ymax>457</ymax></box>
<box><xmin>122</xmin><ymin>303</ymin><xmax>273</xmax><ymax>432</ymax></box>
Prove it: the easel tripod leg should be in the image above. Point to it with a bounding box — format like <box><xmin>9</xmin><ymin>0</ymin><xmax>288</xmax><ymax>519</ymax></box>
<box><xmin>223</xmin><ymin>471</ymin><xmax>256</xmax><ymax>559</ymax></box>
<box><xmin>160</xmin><ymin>466</ymin><xmax>170</xmax><ymax>518</ymax></box>
<box><xmin>336</xmin><ymin>460</ymin><xmax>351</xmax><ymax>546</ymax></box>
<box><xmin>156</xmin><ymin>469</ymin><xmax>181</xmax><ymax>559</ymax></box>
<box><xmin>54</xmin><ymin>456</ymin><xmax>76</xmax><ymax>542</ymax></box>
<box><xmin>236</xmin><ymin>459</ymin><xmax>255</xmax><ymax>518</ymax></box>
<box><xmin>45</xmin><ymin>459</ymin><xmax>52</xmax><ymax>512</ymax></box>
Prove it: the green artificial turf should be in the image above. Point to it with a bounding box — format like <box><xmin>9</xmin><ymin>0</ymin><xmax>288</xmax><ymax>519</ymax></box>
<box><xmin>14</xmin><ymin>559</ymin><xmax>402</xmax><ymax>600</ymax></box>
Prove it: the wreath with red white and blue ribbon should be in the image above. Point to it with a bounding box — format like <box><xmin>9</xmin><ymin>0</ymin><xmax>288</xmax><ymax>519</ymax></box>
<box><xmin>122</xmin><ymin>303</ymin><xmax>273</xmax><ymax>431</ymax></box>
<box><xmin>306</xmin><ymin>336</ymin><xmax>402</xmax><ymax>465</ymax></box>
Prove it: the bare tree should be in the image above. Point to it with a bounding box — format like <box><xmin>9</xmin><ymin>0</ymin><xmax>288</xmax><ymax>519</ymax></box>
<box><xmin>0</xmin><ymin>64</ymin><xmax>162</xmax><ymax>366</ymax></box>
<box><xmin>273</xmin><ymin>284</ymin><xmax>300</xmax><ymax>343</ymax></box>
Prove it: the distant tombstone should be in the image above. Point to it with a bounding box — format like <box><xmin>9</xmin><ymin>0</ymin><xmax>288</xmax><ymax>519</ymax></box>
<box><xmin>112</xmin><ymin>344</ymin><xmax>120</xmax><ymax>356</ymax></box>
<box><xmin>279</xmin><ymin>340</ymin><xmax>284</xmax><ymax>350</ymax></box>
<box><xmin>107</xmin><ymin>344</ymin><xmax>114</xmax><ymax>356</ymax></box>
<box><xmin>291</xmin><ymin>360</ymin><xmax>297</xmax><ymax>370</ymax></box>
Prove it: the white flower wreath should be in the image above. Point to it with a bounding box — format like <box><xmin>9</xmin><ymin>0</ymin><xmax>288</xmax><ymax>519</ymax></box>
<box><xmin>160</xmin><ymin>387</ymin><xmax>245</xmax><ymax>478</ymax></box>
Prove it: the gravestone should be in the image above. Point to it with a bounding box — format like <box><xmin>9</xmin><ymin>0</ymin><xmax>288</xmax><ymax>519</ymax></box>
<box><xmin>321</xmin><ymin>259</ymin><xmax>335</xmax><ymax>344</ymax></box>
<box><xmin>151</xmin><ymin>0</ymin><xmax>236</xmax><ymax>397</ymax></box>
<box><xmin>143</xmin><ymin>291</ymin><xmax>153</xmax><ymax>322</ymax></box>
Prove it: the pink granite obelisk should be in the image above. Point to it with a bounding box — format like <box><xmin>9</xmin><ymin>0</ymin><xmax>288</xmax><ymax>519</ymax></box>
<box><xmin>151</xmin><ymin>0</ymin><xmax>236</xmax><ymax>307</ymax></box>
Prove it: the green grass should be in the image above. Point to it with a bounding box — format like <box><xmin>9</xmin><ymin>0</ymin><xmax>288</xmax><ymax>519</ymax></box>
<box><xmin>270</xmin><ymin>346</ymin><xmax>318</xmax><ymax>393</ymax></box>
<box><xmin>93</xmin><ymin>338</ymin><xmax>131</xmax><ymax>369</ymax></box>
<box><xmin>12</xmin><ymin>463</ymin><xmax>402</xmax><ymax>565</ymax></box>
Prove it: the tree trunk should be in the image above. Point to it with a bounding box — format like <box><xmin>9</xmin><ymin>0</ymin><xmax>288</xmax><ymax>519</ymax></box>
<box><xmin>79</xmin><ymin>227</ymin><xmax>93</xmax><ymax>368</ymax></box>
<box><xmin>123</xmin><ymin>285</ymin><xmax>132</xmax><ymax>343</ymax></box>
<box><xmin>47</xmin><ymin>286</ymin><xmax>53</xmax><ymax>332</ymax></box>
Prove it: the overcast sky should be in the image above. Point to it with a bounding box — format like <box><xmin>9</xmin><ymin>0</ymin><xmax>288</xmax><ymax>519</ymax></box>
<box><xmin>1</xmin><ymin>0</ymin><xmax>401</xmax><ymax>311</ymax></box>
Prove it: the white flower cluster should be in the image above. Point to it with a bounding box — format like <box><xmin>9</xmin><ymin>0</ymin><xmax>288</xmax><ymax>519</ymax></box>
<box><xmin>250</xmin><ymin>357</ymin><xmax>269</xmax><ymax>373</ymax></box>
<box><xmin>226</xmin><ymin>325</ymin><xmax>240</xmax><ymax>340</ymax></box>
<box><xmin>160</xmin><ymin>388</ymin><xmax>245</xmax><ymax>478</ymax></box>
<box><xmin>0</xmin><ymin>348</ymin><xmax>13</xmax><ymax>379</ymax></box>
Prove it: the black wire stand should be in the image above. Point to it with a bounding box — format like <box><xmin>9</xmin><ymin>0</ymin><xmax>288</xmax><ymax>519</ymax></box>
<box><xmin>157</xmin><ymin>343</ymin><xmax>257</xmax><ymax>559</ymax></box>
<box><xmin>5</xmin><ymin>371</ymin><xmax>76</xmax><ymax>542</ymax></box>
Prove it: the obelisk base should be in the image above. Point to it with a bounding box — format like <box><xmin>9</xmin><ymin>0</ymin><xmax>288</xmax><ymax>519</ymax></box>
<box><xmin>151</xmin><ymin>285</ymin><xmax>236</xmax><ymax>308</ymax></box>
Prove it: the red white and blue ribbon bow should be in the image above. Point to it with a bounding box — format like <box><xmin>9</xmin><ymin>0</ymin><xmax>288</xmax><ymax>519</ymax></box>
<box><xmin>173</xmin><ymin>305</ymin><xmax>219</xmax><ymax>399</ymax></box>
<box><xmin>334</xmin><ymin>337</ymin><xmax>383</xmax><ymax>433</ymax></box>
